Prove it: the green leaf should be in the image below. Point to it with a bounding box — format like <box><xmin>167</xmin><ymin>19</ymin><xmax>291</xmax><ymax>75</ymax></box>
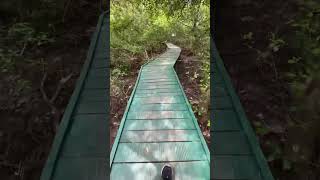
<box><xmin>256</xmin><ymin>127</ymin><xmax>270</xmax><ymax>136</ymax></box>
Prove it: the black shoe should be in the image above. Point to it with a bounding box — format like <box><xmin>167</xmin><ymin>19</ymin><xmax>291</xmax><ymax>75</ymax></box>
<box><xmin>161</xmin><ymin>164</ymin><xmax>173</xmax><ymax>180</ymax></box>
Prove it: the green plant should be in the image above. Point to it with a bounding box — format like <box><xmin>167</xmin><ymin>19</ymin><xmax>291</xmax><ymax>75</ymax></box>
<box><xmin>269</xmin><ymin>33</ymin><xmax>286</xmax><ymax>52</ymax></box>
<box><xmin>8</xmin><ymin>22</ymin><xmax>54</xmax><ymax>49</ymax></box>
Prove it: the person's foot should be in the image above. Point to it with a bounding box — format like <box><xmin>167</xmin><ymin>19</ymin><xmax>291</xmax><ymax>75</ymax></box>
<box><xmin>161</xmin><ymin>164</ymin><xmax>173</xmax><ymax>180</ymax></box>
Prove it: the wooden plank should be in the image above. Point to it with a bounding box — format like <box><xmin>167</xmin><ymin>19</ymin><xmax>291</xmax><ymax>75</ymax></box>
<box><xmin>212</xmin><ymin>155</ymin><xmax>262</xmax><ymax>180</ymax></box>
<box><xmin>53</xmin><ymin>157</ymin><xmax>107</xmax><ymax>180</ymax></box>
<box><xmin>136</xmin><ymin>84</ymin><xmax>180</xmax><ymax>90</ymax></box>
<box><xmin>129</xmin><ymin>103</ymin><xmax>187</xmax><ymax>111</ymax></box>
<box><xmin>147</xmin><ymin>62</ymin><xmax>175</xmax><ymax>66</ymax></box>
<box><xmin>120</xmin><ymin>130</ymin><xmax>200</xmax><ymax>142</ymax></box>
<box><xmin>60</xmin><ymin>114</ymin><xmax>107</xmax><ymax>157</ymax></box>
<box><xmin>141</xmin><ymin>71</ymin><xmax>174</xmax><ymax>74</ymax></box>
<box><xmin>124</xmin><ymin>119</ymin><xmax>195</xmax><ymax>130</ymax></box>
<box><xmin>75</xmin><ymin>102</ymin><xmax>107</xmax><ymax>114</ymax></box>
<box><xmin>132</xmin><ymin>96</ymin><xmax>185</xmax><ymax>104</ymax></box>
<box><xmin>111</xmin><ymin>161</ymin><xmax>209</xmax><ymax>180</ymax></box>
<box><xmin>212</xmin><ymin>110</ymin><xmax>241</xmax><ymax>131</ymax></box>
<box><xmin>213</xmin><ymin>96</ymin><xmax>233</xmax><ymax>109</ymax></box>
<box><xmin>142</xmin><ymin>68</ymin><xmax>172</xmax><ymax>72</ymax></box>
<box><xmin>135</xmin><ymin>89</ymin><xmax>181</xmax><ymax>94</ymax></box>
<box><xmin>212</xmin><ymin>131</ymin><xmax>251</xmax><ymax>155</ymax></box>
<box><xmin>92</xmin><ymin>59</ymin><xmax>107</xmax><ymax>68</ymax></box>
<box><xmin>127</xmin><ymin>111</ymin><xmax>190</xmax><ymax>119</ymax></box>
<box><xmin>140</xmin><ymin>75</ymin><xmax>176</xmax><ymax>80</ymax></box>
<box><xmin>214</xmin><ymin>76</ymin><xmax>223</xmax><ymax>84</ymax></box>
<box><xmin>88</xmin><ymin>68</ymin><xmax>108</xmax><ymax>77</ymax></box>
<box><xmin>84</xmin><ymin>77</ymin><xmax>107</xmax><ymax>89</ymax></box>
<box><xmin>140</xmin><ymin>79</ymin><xmax>176</xmax><ymax>83</ymax></box>
<box><xmin>134</xmin><ymin>92</ymin><xmax>182</xmax><ymax>97</ymax></box>
<box><xmin>80</xmin><ymin>89</ymin><xmax>107</xmax><ymax>102</ymax></box>
<box><xmin>139</xmin><ymin>81</ymin><xmax>178</xmax><ymax>86</ymax></box>
<box><xmin>114</xmin><ymin>142</ymin><xmax>207</xmax><ymax>162</ymax></box>
<box><xmin>212</xmin><ymin>84</ymin><xmax>228</xmax><ymax>97</ymax></box>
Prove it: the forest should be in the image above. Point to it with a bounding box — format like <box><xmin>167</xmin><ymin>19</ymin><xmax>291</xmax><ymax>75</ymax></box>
<box><xmin>110</xmin><ymin>0</ymin><xmax>211</xmax><ymax>146</ymax></box>
<box><xmin>0</xmin><ymin>0</ymin><xmax>319</xmax><ymax>179</ymax></box>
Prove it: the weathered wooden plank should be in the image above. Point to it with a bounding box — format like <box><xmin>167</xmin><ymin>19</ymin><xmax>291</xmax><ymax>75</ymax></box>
<box><xmin>124</xmin><ymin>119</ymin><xmax>195</xmax><ymax>130</ymax></box>
<box><xmin>213</xmin><ymin>96</ymin><xmax>233</xmax><ymax>109</ymax></box>
<box><xmin>140</xmin><ymin>73</ymin><xmax>175</xmax><ymax>80</ymax></box>
<box><xmin>111</xmin><ymin>161</ymin><xmax>209</xmax><ymax>180</ymax></box>
<box><xmin>84</xmin><ymin>77</ymin><xmax>107</xmax><ymax>89</ymax></box>
<box><xmin>53</xmin><ymin>157</ymin><xmax>107</xmax><ymax>180</ymax></box>
<box><xmin>129</xmin><ymin>103</ymin><xmax>187</xmax><ymax>111</ymax></box>
<box><xmin>114</xmin><ymin>142</ymin><xmax>207</xmax><ymax>162</ymax></box>
<box><xmin>127</xmin><ymin>111</ymin><xmax>190</xmax><ymax>119</ymax></box>
<box><xmin>142</xmin><ymin>68</ymin><xmax>172</xmax><ymax>72</ymax></box>
<box><xmin>140</xmin><ymin>79</ymin><xmax>176</xmax><ymax>83</ymax></box>
<box><xmin>131</xmin><ymin>96</ymin><xmax>185</xmax><ymax>104</ymax></box>
<box><xmin>135</xmin><ymin>89</ymin><xmax>181</xmax><ymax>94</ymax></box>
<box><xmin>139</xmin><ymin>81</ymin><xmax>178</xmax><ymax>86</ymax></box>
<box><xmin>212</xmin><ymin>131</ymin><xmax>251</xmax><ymax>155</ymax></box>
<box><xmin>134</xmin><ymin>92</ymin><xmax>182</xmax><ymax>97</ymax></box>
<box><xmin>60</xmin><ymin>114</ymin><xmax>107</xmax><ymax>157</ymax></box>
<box><xmin>88</xmin><ymin>68</ymin><xmax>108</xmax><ymax>77</ymax></box>
<box><xmin>136</xmin><ymin>84</ymin><xmax>180</xmax><ymax>90</ymax></box>
<box><xmin>212</xmin><ymin>155</ymin><xmax>262</xmax><ymax>180</ymax></box>
<box><xmin>214</xmin><ymin>75</ymin><xmax>223</xmax><ymax>84</ymax></box>
<box><xmin>213</xmin><ymin>84</ymin><xmax>228</xmax><ymax>97</ymax></box>
<box><xmin>75</xmin><ymin>102</ymin><xmax>107</xmax><ymax>114</ymax></box>
<box><xmin>92</xmin><ymin>58</ymin><xmax>107</xmax><ymax>68</ymax></box>
<box><xmin>212</xmin><ymin>110</ymin><xmax>241</xmax><ymax>131</ymax></box>
<box><xmin>80</xmin><ymin>89</ymin><xmax>107</xmax><ymax>102</ymax></box>
<box><xmin>120</xmin><ymin>130</ymin><xmax>200</xmax><ymax>142</ymax></box>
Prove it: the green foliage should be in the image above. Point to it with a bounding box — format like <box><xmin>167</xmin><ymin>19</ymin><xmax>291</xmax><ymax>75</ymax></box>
<box><xmin>0</xmin><ymin>22</ymin><xmax>55</xmax><ymax>74</ymax></box>
<box><xmin>277</xmin><ymin>0</ymin><xmax>320</xmax><ymax>176</ymax></box>
<box><xmin>110</xmin><ymin>0</ymin><xmax>209</xmax><ymax>71</ymax></box>
<box><xmin>269</xmin><ymin>33</ymin><xmax>285</xmax><ymax>52</ymax></box>
<box><xmin>8</xmin><ymin>23</ymin><xmax>55</xmax><ymax>47</ymax></box>
<box><xmin>110</xmin><ymin>0</ymin><xmax>210</xmax><ymax>128</ymax></box>
<box><xmin>110</xmin><ymin>0</ymin><xmax>209</xmax><ymax>54</ymax></box>
<box><xmin>0</xmin><ymin>49</ymin><xmax>19</xmax><ymax>73</ymax></box>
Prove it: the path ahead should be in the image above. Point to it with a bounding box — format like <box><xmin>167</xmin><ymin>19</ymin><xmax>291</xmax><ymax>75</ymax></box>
<box><xmin>110</xmin><ymin>43</ymin><xmax>210</xmax><ymax>179</ymax></box>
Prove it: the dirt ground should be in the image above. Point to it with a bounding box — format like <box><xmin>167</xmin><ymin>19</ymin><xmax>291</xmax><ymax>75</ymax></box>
<box><xmin>175</xmin><ymin>49</ymin><xmax>210</xmax><ymax>144</ymax></box>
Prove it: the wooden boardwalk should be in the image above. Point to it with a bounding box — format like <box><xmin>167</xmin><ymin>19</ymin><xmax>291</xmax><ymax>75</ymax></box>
<box><xmin>40</xmin><ymin>12</ymin><xmax>274</xmax><ymax>180</ymax></box>
<box><xmin>110</xmin><ymin>43</ymin><xmax>210</xmax><ymax>179</ymax></box>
